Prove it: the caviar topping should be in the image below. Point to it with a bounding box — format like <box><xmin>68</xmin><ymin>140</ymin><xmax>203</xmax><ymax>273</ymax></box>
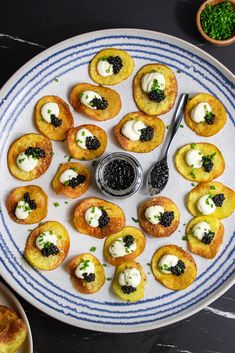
<box><xmin>41</xmin><ymin>242</ymin><xmax>60</xmax><ymax>257</ymax></box>
<box><xmin>204</xmin><ymin>111</ymin><xmax>215</xmax><ymax>125</ymax></box>
<box><xmin>83</xmin><ymin>272</ymin><xmax>96</xmax><ymax>282</ymax></box>
<box><xmin>25</xmin><ymin>146</ymin><xmax>46</xmax><ymax>159</ymax></box>
<box><xmin>139</xmin><ymin>126</ymin><xmax>154</xmax><ymax>142</ymax></box>
<box><xmin>104</xmin><ymin>159</ymin><xmax>135</xmax><ymax>191</ymax></box>
<box><xmin>201</xmin><ymin>153</ymin><xmax>216</xmax><ymax>173</ymax></box>
<box><xmin>148</xmin><ymin>79</ymin><xmax>166</xmax><ymax>103</ymax></box>
<box><xmin>50</xmin><ymin>114</ymin><xmax>62</xmax><ymax>127</ymax></box>
<box><xmin>90</xmin><ymin>97</ymin><xmax>108</xmax><ymax>110</ymax></box>
<box><xmin>201</xmin><ymin>230</ymin><xmax>215</xmax><ymax>245</ymax></box>
<box><xmin>169</xmin><ymin>260</ymin><xmax>186</xmax><ymax>276</ymax></box>
<box><xmin>85</xmin><ymin>136</ymin><xmax>101</xmax><ymax>150</ymax></box>
<box><xmin>107</xmin><ymin>56</ymin><xmax>123</xmax><ymax>74</ymax></box>
<box><xmin>121</xmin><ymin>285</ymin><xmax>137</xmax><ymax>294</ymax></box>
<box><xmin>64</xmin><ymin>174</ymin><xmax>86</xmax><ymax>189</ymax></box>
<box><xmin>212</xmin><ymin>193</ymin><xmax>225</xmax><ymax>207</ymax></box>
<box><xmin>98</xmin><ymin>209</ymin><xmax>110</xmax><ymax>228</ymax></box>
<box><xmin>123</xmin><ymin>235</ymin><xmax>135</xmax><ymax>248</ymax></box>
<box><xmin>23</xmin><ymin>192</ymin><xmax>37</xmax><ymax>210</ymax></box>
<box><xmin>159</xmin><ymin>211</ymin><xmax>175</xmax><ymax>227</ymax></box>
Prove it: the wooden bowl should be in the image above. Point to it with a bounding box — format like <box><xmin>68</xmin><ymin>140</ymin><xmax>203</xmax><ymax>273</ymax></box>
<box><xmin>196</xmin><ymin>0</ymin><xmax>235</xmax><ymax>46</ymax></box>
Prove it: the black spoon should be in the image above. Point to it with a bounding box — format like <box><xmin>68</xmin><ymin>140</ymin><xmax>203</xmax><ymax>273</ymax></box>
<box><xmin>147</xmin><ymin>93</ymin><xmax>189</xmax><ymax>196</ymax></box>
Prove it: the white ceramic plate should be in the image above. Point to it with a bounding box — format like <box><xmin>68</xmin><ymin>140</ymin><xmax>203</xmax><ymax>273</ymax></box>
<box><xmin>0</xmin><ymin>282</ymin><xmax>33</xmax><ymax>352</ymax></box>
<box><xmin>0</xmin><ymin>28</ymin><xmax>234</xmax><ymax>333</ymax></box>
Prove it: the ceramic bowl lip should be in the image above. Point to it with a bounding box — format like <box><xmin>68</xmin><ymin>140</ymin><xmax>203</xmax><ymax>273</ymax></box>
<box><xmin>196</xmin><ymin>0</ymin><xmax>235</xmax><ymax>46</ymax></box>
<box><xmin>95</xmin><ymin>151</ymin><xmax>143</xmax><ymax>199</ymax></box>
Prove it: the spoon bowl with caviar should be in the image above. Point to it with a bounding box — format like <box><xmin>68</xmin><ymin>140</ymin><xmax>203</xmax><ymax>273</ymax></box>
<box><xmin>147</xmin><ymin>93</ymin><xmax>189</xmax><ymax>196</ymax></box>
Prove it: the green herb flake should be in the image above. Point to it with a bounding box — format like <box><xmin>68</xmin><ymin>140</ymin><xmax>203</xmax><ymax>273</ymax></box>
<box><xmin>210</xmin><ymin>185</ymin><xmax>216</xmax><ymax>190</ymax></box>
<box><xmin>64</xmin><ymin>201</ymin><xmax>69</xmax><ymax>204</ymax></box>
<box><xmin>189</xmin><ymin>169</ymin><xmax>196</xmax><ymax>179</ymax></box>
<box><xmin>106</xmin><ymin>277</ymin><xmax>112</xmax><ymax>281</ymax></box>
<box><xmin>90</xmin><ymin>246</ymin><xmax>97</xmax><ymax>252</ymax></box>
<box><xmin>53</xmin><ymin>202</ymin><xmax>60</xmax><ymax>207</ymax></box>
<box><xmin>180</xmin><ymin>124</ymin><xmax>184</xmax><ymax>128</ymax></box>
<box><xmin>70</xmin><ymin>167</ymin><xmax>78</xmax><ymax>172</ymax></box>
<box><xmin>190</xmin><ymin>143</ymin><xmax>197</xmax><ymax>149</ymax></box>
<box><xmin>54</xmin><ymin>78</ymin><xmax>59</xmax><ymax>82</ymax></box>
<box><xmin>182</xmin><ymin>235</ymin><xmax>188</xmax><ymax>241</ymax></box>
<box><xmin>191</xmin><ymin>183</ymin><xmax>195</xmax><ymax>187</ymax></box>
<box><xmin>132</xmin><ymin>217</ymin><xmax>139</xmax><ymax>223</ymax></box>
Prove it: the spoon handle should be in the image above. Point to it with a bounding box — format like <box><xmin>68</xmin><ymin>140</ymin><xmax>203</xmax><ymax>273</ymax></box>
<box><xmin>163</xmin><ymin>93</ymin><xmax>189</xmax><ymax>158</ymax></box>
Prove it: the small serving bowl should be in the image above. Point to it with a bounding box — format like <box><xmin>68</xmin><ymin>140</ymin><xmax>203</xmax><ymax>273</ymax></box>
<box><xmin>196</xmin><ymin>0</ymin><xmax>235</xmax><ymax>46</ymax></box>
<box><xmin>95</xmin><ymin>152</ymin><xmax>143</xmax><ymax>199</ymax></box>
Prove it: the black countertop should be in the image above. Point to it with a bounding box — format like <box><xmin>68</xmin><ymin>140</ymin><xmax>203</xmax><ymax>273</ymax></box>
<box><xmin>0</xmin><ymin>1</ymin><xmax>234</xmax><ymax>352</ymax></box>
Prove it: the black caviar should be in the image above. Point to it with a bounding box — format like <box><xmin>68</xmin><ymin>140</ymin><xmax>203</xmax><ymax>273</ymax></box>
<box><xmin>212</xmin><ymin>193</ymin><xmax>225</xmax><ymax>207</ymax></box>
<box><xmin>25</xmin><ymin>146</ymin><xmax>45</xmax><ymax>159</ymax></box>
<box><xmin>149</xmin><ymin>159</ymin><xmax>169</xmax><ymax>190</ymax></box>
<box><xmin>83</xmin><ymin>272</ymin><xmax>96</xmax><ymax>282</ymax></box>
<box><xmin>98</xmin><ymin>209</ymin><xmax>110</xmax><ymax>228</ymax></box>
<box><xmin>41</xmin><ymin>242</ymin><xmax>60</xmax><ymax>257</ymax></box>
<box><xmin>66</xmin><ymin>174</ymin><xmax>86</xmax><ymax>189</ymax></box>
<box><xmin>104</xmin><ymin>159</ymin><xmax>135</xmax><ymax>191</ymax></box>
<box><xmin>202</xmin><ymin>156</ymin><xmax>214</xmax><ymax>173</ymax></box>
<box><xmin>85</xmin><ymin>136</ymin><xmax>101</xmax><ymax>150</ymax></box>
<box><xmin>201</xmin><ymin>230</ymin><xmax>215</xmax><ymax>245</ymax></box>
<box><xmin>24</xmin><ymin>192</ymin><xmax>37</xmax><ymax>210</ymax></box>
<box><xmin>107</xmin><ymin>56</ymin><xmax>123</xmax><ymax>74</ymax></box>
<box><xmin>170</xmin><ymin>260</ymin><xmax>186</xmax><ymax>276</ymax></box>
<box><xmin>140</xmin><ymin>126</ymin><xmax>154</xmax><ymax>142</ymax></box>
<box><xmin>204</xmin><ymin>111</ymin><xmax>215</xmax><ymax>125</ymax></box>
<box><xmin>148</xmin><ymin>89</ymin><xmax>166</xmax><ymax>103</ymax></box>
<box><xmin>159</xmin><ymin>211</ymin><xmax>175</xmax><ymax>227</ymax></box>
<box><xmin>121</xmin><ymin>285</ymin><xmax>137</xmax><ymax>294</ymax></box>
<box><xmin>50</xmin><ymin>114</ymin><xmax>62</xmax><ymax>127</ymax></box>
<box><xmin>90</xmin><ymin>97</ymin><xmax>108</xmax><ymax>110</ymax></box>
<box><xmin>123</xmin><ymin>235</ymin><xmax>135</xmax><ymax>247</ymax></box>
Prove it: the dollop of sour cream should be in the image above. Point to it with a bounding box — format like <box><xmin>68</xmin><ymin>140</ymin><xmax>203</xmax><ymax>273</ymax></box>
<box><xmin>192</xmin><ymin>221</ymin><xmax>211</xmax><ymax>240</ymax></box>
<box><xmin>121</xmin><ymin>120</ymin><xmax>146</xmax><ymax>141</ymax></box>
<box><xmin>36</xmin><ymin>231</ymin><xmax>57</xmax><ymax>250</ymax></box>
<box><xmin>191</xmin><ymin>102</ymin><xmax>211</xmax><ymax>123</ymax></box>
<box><xmin>15</xmin><ymin>200</ymin><xmax>32</xmax><ymax>220</ymax></box>
<box><xmin>76</xmin><ymin>128</ymin><xmax>93</xmax><ymax>149</ymax></box>
<box><xmin>59</xmin><ymin>169</ymin><xmax>78</xmax><ymax>184</ymax></box>
<box><xmin>80</xmin><ymin>91</ymin><xmax>102</xmax><ymax>109</ymax></box>
<box><xmin>75</xmin><ymin>259</ymin><xmax>95</xmax><ymax>279</ymax></box>
<box><xmin>186</xmin><ymin>149</ymin><xmax>203</xmax><ymax>168</ymax></box>
<box><xmin>197</xmin><ymin>194</ymin><xmax>216</xmax><ymax>215</ymax></box>
<box><xmin>141</xmin><ymin>72</ymin><xmax>165</xmax><ymax>93</ymax></box>
<box><xmin>16</xmin><ymin>152</ymin><xmax>38</xmax><ymax>172</ymax></box>
<box><xmin>85</xmin><ymin>207</ymin><xmax>102</xmax><ymax>227</ymax></box>
<box><xmin>41</xmin><ymin>102</ymin><xmax>60</xmax><ymax>123</ymax></box>
<box><xmin>109</xmin><ymin>237</ymin><xmax>136</xmax><ymax>258</ymax></box>
<box><xmin>118</xmin><ymin>268</ymin><xmax>141</xmax><ymax>288</ymax></box>
<box><xmin>145</xmin><ymin>205</ymin><xmax>164</xmax><ymax>225</ymax></box>
<box><xmin>158</xmin><ymin>255</ymin><xmax>179</xmax><ymax>274</ymax></box>
<box><xmin>97</xmin><ymin>59</ymin><xmax>114</xmax><ymax>77</ymax></box>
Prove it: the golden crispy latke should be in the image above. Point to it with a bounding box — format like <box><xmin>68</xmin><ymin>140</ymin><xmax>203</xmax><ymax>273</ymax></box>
<box><xmin>7</xmin><ymin>133</ymin><xmax>52</xmax><ymax>181</ymax></box>
<box><xmin>112</xmin><ymin>261</ymin><xmax>147</xmax><ymax>302</ymax></box>
<box><xmin>114</xmin><ymin>111</ymin><xmax>165</xmax><ymax>153</ymax></box>
<box><xmin>67</xmin><ymin>124</ymin><xmax>107</xmax><ymax>160</ymax></box>
<box><xmin>34</xmin><ymin>95</ymin><xmax>74</xmax><ymax>141</ymax></box>
<box><xmin>103</xmin><ymin>226</ymin><xmax>146</xmax><ymax>266</ymax></box>
<box><xmin>138</xmin><ymin>196</ymin><xmax>180</xmax><ymax>237</ymax></box>
<box><xmin>69</xmin><ymin>83</ymin><xmax>121</xmax><ymax>121</ymax></box>
<box><xmin>151</xmin><ymin>245</ymin><xmax>197</xmax><ymax>290</ymax></box>
<box><xmin>6</xmin><ymin>185</ymin><xmax>48</xmax><ymax>224</ymax></box>
<box><xmin>133</xmin><ymin>64</ymin><xmax>177</xmax><ymax>115</ymax></box>
<box><xmin>74</xmin><ymin>197</ymin><xmax>126</xmax><ymax>239</ymax></box>
<box><xmin>175</xmin><ymin>142</ymin><xmax>225</xmax><ymax>182</ymax></box>
<box><xmin>89</xmin><ymin>48</ymin><xmax>134</xmax><ymax>85</ymax></box>
<box><xmin>67</xmin><ymin>253</ymin><xmax>105</xmax><ymax>294</ymax></box>
<box><xmin>184</xmin><ymin>93</ymin><xmax>227</xmax><ymax>136</ymax></box>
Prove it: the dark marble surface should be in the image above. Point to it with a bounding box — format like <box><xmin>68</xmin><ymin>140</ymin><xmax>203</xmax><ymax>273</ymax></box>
<box><xmin>0</xmin><ymin>0</ymin><xmax>234</xmax><ymax>352</ymax></box>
